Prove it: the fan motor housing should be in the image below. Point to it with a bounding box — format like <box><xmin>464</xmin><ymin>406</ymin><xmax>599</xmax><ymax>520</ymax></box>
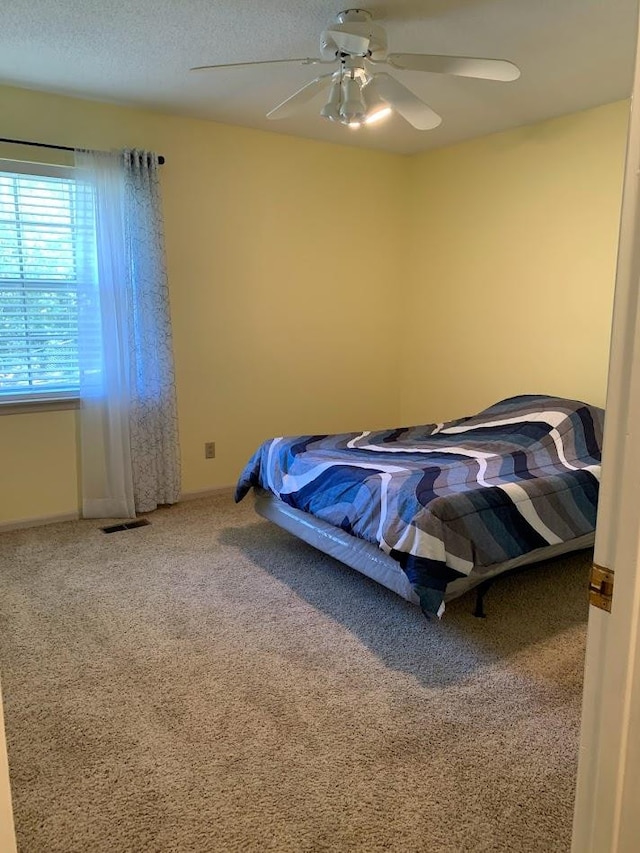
<box><xmin>320</xmin><ymin>9</ymin><xmax>387</xmax><ymax>60</ymax></box>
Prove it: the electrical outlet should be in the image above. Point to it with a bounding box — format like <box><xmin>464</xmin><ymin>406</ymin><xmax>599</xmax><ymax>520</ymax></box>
<box><xmin>204</xmin><ymin>441</ymin><xmax>215</xmax><ymax>459</ymax></box>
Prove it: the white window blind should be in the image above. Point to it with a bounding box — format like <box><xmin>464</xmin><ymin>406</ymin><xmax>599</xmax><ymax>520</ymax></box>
<box><xmin>0</xmin><ymin>161</ymin><xmax>95</xmax><ymax>404</ymax></box>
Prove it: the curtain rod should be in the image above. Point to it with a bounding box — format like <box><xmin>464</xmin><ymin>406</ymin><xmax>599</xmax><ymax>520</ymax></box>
<box><xmin>0</xmin><ymin>136</ymin><xmax>165</xmax><ymax>165</ymax></box>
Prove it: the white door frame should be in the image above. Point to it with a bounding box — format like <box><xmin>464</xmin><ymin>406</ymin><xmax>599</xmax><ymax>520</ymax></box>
<box><xmin>572</xmin><ymin>7</ymin><xmax>640</xmax><ymax>850</ymax></box>
<box><xmin>0</xmin><ymin>680</ymin><xmax>16</xmax><ymax>853</ymax></box>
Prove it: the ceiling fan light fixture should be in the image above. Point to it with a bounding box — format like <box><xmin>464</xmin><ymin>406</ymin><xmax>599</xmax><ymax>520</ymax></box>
<box><xmin>339</xmin><ymin>75</ymin><xmax>367</xmax><ymax>124</ymax></box>
<box><xmin>320</xmin><ymin>77</ymin><xmax>342</xmax><ymax>121</ymax></box>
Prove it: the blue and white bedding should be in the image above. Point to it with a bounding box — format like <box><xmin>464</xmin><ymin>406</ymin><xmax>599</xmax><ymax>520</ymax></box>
<box><xmin>235</xmin><ymin>395</ymin><xmax>604</xmax><ymax>617</ymax></box>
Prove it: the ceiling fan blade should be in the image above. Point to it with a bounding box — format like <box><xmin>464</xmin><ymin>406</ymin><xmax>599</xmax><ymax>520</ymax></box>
<box><xmin>368</xmin><ymin>73</ymin><xmax>441</xmax><ymax>130</ymax></box>
<box><xmin>266</xmin><ymin>74</ymin><xmax>335</xmax><ymax>120</ymax></box>
<box><xmin>190</xmin><ymin>58</ymin><xmax>324</xmax><ymax>72</ymax></box>
<box><xmin>386</xmin><ymin>54</ymin><xmax>521</xmax><ymax>82</ymax></box>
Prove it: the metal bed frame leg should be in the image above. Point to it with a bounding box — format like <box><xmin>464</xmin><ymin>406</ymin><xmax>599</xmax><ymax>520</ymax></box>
<box><xmin>473</xmin><ymin>578</ymin><xmax>496</xmax><ymax>618</ymax></box>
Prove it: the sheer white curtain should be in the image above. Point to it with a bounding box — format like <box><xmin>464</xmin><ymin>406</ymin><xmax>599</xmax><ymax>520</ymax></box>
<box><xmin>75</xmin><ymin>149</ymin><xmax>180</xmax><ymax>519</ymax></box>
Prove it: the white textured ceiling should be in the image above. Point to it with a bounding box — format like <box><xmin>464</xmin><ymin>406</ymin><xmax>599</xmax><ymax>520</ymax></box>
<box><xmin>1</xmin><ymin>0</ymin><xmax>637</xmax><ymax>155</ymax></box>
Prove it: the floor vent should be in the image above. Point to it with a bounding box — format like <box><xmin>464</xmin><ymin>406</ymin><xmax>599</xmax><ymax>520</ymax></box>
<box><xmin>101</xmin><ymin>519</ymin><xmax>151</xmax><ymax>534</ymax></box>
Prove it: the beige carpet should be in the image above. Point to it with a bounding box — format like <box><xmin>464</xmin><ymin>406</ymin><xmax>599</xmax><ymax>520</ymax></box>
<box><xmin>0</xmin><ymin>493</ymin><xmax>590</xmax><ymax>852</ymax></box>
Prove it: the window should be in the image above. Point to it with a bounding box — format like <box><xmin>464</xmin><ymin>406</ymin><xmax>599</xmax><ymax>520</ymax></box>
<box><xmin>0</xmin><ymin>160</ymin><xmax>91</xmax><ymax>404</ymax></box>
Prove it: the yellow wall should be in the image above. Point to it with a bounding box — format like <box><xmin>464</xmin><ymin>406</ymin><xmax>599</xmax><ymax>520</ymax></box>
<box><xmin>401</xmin><ymin>101</ymin><xmax>629</xmax><ymax>424</ymax></box>
<box><xmin>0</xmin><ymin>410</ymin><xmax>78</xmax><ymax>523</ymax></box>
<box><xmin>0</xmin><ymin>85</ymin><xmax>408</xmax><ymax>524</ymax></box>
<box><xmin>0</xmin><ymin>86</ymin><xmax>630</xmax><ymax>526</ymax></box>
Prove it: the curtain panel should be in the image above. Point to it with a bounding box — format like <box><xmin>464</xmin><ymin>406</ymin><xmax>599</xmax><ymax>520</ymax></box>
<box><xmin>75</xmin><ymin>149</ymin><xmax>180</xmax><ymax>518</ymax></box>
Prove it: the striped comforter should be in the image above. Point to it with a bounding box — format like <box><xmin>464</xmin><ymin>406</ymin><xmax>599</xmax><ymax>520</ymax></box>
<box><xmin>235</xmin><ymin>395</ymin><xmax>604</xmax><ymax>617</ymax></box>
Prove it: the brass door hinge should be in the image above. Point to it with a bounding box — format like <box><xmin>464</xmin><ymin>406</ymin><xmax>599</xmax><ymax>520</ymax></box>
<box><xmin>589</xmin><ymin>564</ymin><xmax>615</xmax><ymax>612</ymax></box>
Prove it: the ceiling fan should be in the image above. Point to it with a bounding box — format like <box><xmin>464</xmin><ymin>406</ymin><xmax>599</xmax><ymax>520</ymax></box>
<box><xmin>191</xmin><ymin>8</ymin><xmax>520</xmax><ymax>131</ymax></box>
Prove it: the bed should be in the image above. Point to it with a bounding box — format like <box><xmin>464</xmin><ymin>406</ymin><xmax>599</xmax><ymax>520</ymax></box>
<box><xmin>234</xmin><ymin>395</ymin><xmax>604</xmax><ymax>619</ymax></box>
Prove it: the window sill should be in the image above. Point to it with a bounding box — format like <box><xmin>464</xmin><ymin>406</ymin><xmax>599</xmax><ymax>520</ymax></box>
<box><xmin>0</xmin><ymin>397</ymin><xmax>79</xmax><ymax>415</ymax></box>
